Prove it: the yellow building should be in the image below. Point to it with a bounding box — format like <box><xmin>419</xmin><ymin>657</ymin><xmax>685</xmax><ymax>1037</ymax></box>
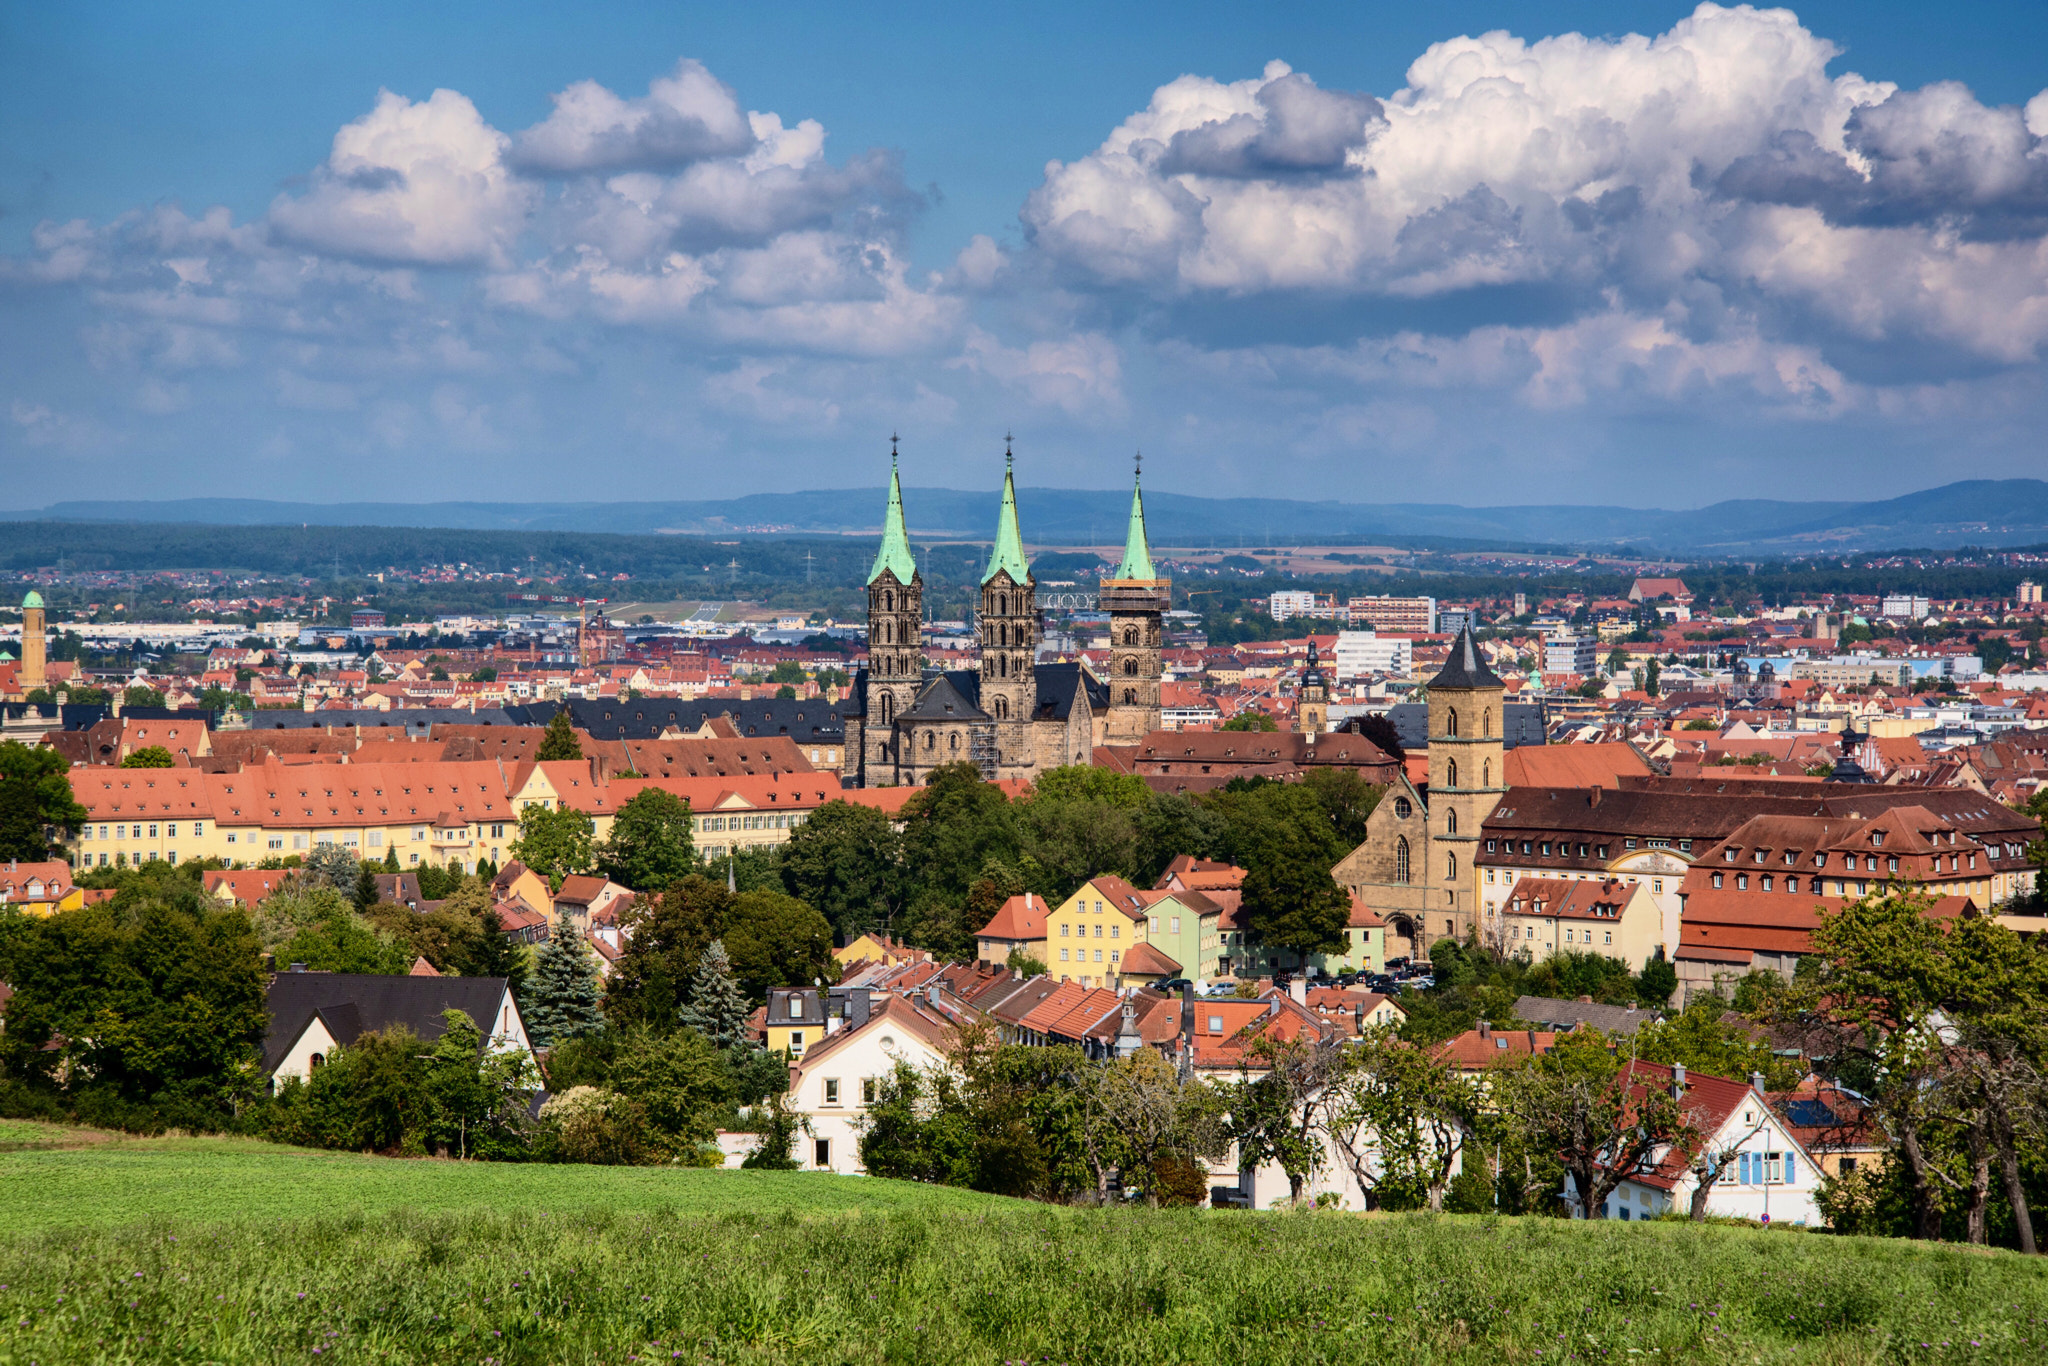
<box><xmin>1495</xmin><ymin>876</ymin><xmax>1663</xmax><ymax>974</ymax></box>
<box><xmin>0</xmin><ymin>860</ymin><xmax>83</xmax><ymax>917</ymax></box>
<box><xmin>1045</xmin><ymin>875</ymin><xmax>1151</xmax><ymax>987</ymax></box>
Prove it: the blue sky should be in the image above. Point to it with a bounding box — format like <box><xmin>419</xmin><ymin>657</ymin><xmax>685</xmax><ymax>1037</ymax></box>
<box><xmin>5</xmin><ymin>1</ymin><xmax>2047</xmax><ymax>510</ymax></box>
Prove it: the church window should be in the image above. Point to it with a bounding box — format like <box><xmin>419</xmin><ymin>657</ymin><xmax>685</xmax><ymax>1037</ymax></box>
<box><xmin>1483</xmin><ymin>708</ymin><xmax>1494</xmax><ymax>738</ymax></box>
<box><xmin>882</xmin><ymin>590</ymin><xmax>894</xmax><ymax>612</ymax></box>
<box><xmin>1394</xmin><ymin>797</ymin><xmax>1411</xmax><ymax>818</ymax></box>
<box><xmin>1123</xmin><ymin>658</ymin><xmax>1138</xmax><ymax>676</ymax></box>
<box><xmin>1122</xmin><ymin>688</ymin><xmax>1136</xmax><ymax>706</ymax></box>
<box><xmin>997</xmin><ymin>592</ymin><xmax>1007</xmax><ymax>616</ymax></box>
<box><xmin>949</xmin><ymin>733</ymin><xmax>959</xmax><ymax>752</ymax></box>
<box><xmin>1446</xmin><ymin>809</ymin><xmax>1457</xmax><ymax>836</ymax></box>
<box><xmin>994</xmin><ymin>696</ymin><xmax>1009</xmax><ymax>720</ymax></box>
<box><xmin>1395</xmin><ymin>837</ymin><xmax>1411</xmax><ymax>884</ymax></box>
<box><xmin>1446</xmin><ymin>852</ymin><xmax>1458</xmax><ymax>879</ymax></box>
<box><xmin>880</xmin><ymin>695</ymin><xmax>894</xmax><ymax>724</ymax></box>
<box><xmin>1446</xmin><ymin>759</ymin><xmax>1458</xmax><ymax>788</ymax></box>
<box><xmin>1445</xmin><ymin>708</ymin><xmax>1459</xmax><ymax>738</ymax></box>
<box><xmin>1124</xmin><ymin>628</ymin><xmax>1137</xmax><ymax>647</ymax></box>
<box><xmin>1483</xmin><ymin>759</ymin><xmax>1492</xmax><ymax>787</ymax></box>
<box><xmin>925</xmin><ymin>732</ymin><xmax>935</xmax><ymax>751</ymax></box>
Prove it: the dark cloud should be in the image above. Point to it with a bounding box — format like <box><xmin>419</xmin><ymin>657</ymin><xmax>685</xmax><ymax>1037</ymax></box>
<box><xmin>1157</xmin><ymin>72</ymin><xmax>1382</xmax><ymax>177</ymax></box>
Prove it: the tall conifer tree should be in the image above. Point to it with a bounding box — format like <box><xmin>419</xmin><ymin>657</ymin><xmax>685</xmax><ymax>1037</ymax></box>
<box><xmin>521</xmin><ymin>917</ymin><xmax>604</xmax><ymax>1048</ymax></box>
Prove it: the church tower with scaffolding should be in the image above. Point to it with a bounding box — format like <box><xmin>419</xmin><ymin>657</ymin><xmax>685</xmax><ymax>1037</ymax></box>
<box><xmin>1101</xmin><ymin>460</ymin><xmax>1167</xmax><ymax>745</ymax></box>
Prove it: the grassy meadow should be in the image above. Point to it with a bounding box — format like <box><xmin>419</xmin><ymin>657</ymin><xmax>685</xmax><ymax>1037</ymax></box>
<box><xmin>1</xmin><ymin>1125</ymin><xmax>2044</xmax><ymax>1364</ymax></box>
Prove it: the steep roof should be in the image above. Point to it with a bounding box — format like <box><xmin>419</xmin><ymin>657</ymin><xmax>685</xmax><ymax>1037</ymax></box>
<box><xmin>1108</xmin><ymin>470</ymin><xmax>1158</xmax><ymax>581</ymax></box>
<box><xmin>976</xmin><ymin>891</ymin><xmax>1048</xmax><ymax>942</ymax></box>
<box><xmin>981</xmin><ymin>457</ymin><xmax>1032</xmax><ymax>586</ymax></box>
<box><xmin>1503</xmin><ymin>742</ymin><xmax>1652</xmax><ymax>790</ymax></box>
<box><xmin>1118</xmin><ymin>941</ymin><xmax>1183</xmax><ymax>976</ymax></box>
<box><xmin>262</xmin><ymin>972</ymin><xmax>512</xmax><ymax>1074</ymax></box>
<box><xmin>868</xmin><ymin>456</ymin><xmax>918</xmax><ymax>586</ymax></box>
<box><xmin>899</xmin><ymin>671</ymin><xmax>989</xmax><ymax>723</ymax></box>
<box><xmin>1430</xmin><ymin>625</ymin><xmax>1502</xmax><ymax>690</ymax></box>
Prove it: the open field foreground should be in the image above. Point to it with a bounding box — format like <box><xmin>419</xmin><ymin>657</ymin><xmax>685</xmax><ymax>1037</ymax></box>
<box><xmin>0</xmin><ymin>1132</ymin><xmax>1008</xmax><ymax>1233</ymax></box>
<box><xmin>1</xmin><ymin>1156</ymin><xmax>2045</xmax><ymax>1366</ymax></box>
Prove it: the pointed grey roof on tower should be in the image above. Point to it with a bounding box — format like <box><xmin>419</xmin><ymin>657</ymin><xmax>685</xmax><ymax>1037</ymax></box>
<box><xmin>1430</xmin><ymin>625</ymin><xmax>1502</xmax><ymax>690</ymax></box>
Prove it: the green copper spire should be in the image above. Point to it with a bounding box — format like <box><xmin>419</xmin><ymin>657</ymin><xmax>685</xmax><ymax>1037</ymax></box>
<box><xmin>1110</xmin><ymin>454</ymin><xmax>1157</xmax><ymax>581</ymax></box>
<box><xmin>866</xmin><ymin>439</ymin><xmax>917</xmax><ymax>586</ymax></box>
<box><xmin>981</xmin><ymin>439</ymin><xmax>1031</xmax><ymax>586</ymax></box>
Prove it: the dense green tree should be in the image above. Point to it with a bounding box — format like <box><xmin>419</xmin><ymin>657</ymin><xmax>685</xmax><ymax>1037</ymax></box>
<box><xmin>898</xmin><ymin>764</ymin><xmax>1020</xmax><ymax>953</ymax></box>
<box><xmin>521</xmin><ymin>917</ymin><xmax>606</xmax><ymax>1048</ymax></box>
<box><xmin>605</xmin><ymin>874</ymin><xmax>732</xmax><ymax>1031</ymax></box>
<box><xmin>512</xmin><ymin>804</ymin><xmax>595</xmax><ymax>891</ymax></box>
<box><xmin>677</xmin><ymin>939</ymin><xmax>754</xmax><ymax>1049</ymax></box>
<box><xmin>1016</xmin><ymin>792</ymin><xmax>1139</xmax><ymax>901</ymax></box>
<box><xmin>120</xmin><ymin>746</ymin><xmax>175</xmax><ymax>768</ymax></box>
<box><xmin>720</xmin><ymin>888</ymin><xmax>834</xmax><ymax>1001</ymax></box>
<box><xmin>0</xmin><ymin>886</ymin><xmax>267</xmax><ymax>1122</ymax></box>
<box><xmin>593</xmin><ymin>787</ymin><xmax>696</xmax><ymax>892</ymax></box>
<box><xmin>277</xmin><ymin>905</ymin><xmax>410</xmax><ymax>974</ymax></box>
<box><xmin>121</xmin><ymin>685</ymin><xmax>166</xmax><ymax>709</ymax></box>
<box><xmin>1633</xmin><ymin>957</ymin><xmax>1678</xmax><ymax>1008</ymax></box>
<box><xmin>1221</xmin><ymin>711</ymin><xmax>1279</xmax><ymax>732</ymax></box>
<box><xmin>1492</xmin><ymin>1030</ymin><xmax>1695</xmax><ymax>1220</ymax></box>
<box><xmin>298</xmin><ymin>842</ymin><xmax>360</xmax><ymax>890</ymax></box>
<box><xmin>1635</xmin><ymin>995</ymin><xmax>1799</xmax><ymax>1090</ymax></box>
<box><xmin>1299</xmin><ymin>768</ymin><xmax>1384</xmax><ymax>848</ymax></box>
<box><xmin>605</xmin><ymin>1027</ymin><xmax>734</xmax><ymax>1161</ymax></box>
<box><xmin>535</xmin><ymin>710</ymin><xmax>583</xmax><ymax>762</ymax></box>
<box><xmin>0</xmin><ymin>740</ymin><xmax>88</xmax><ymax>853</ymax></box>
<box><xmin>777</xmin><ymin>799</ymin><xmax>902</xmax><ymax>941</ymax></box>
<box><xmin>1131</xmin><ymin>795</ymin><xmax>1229</xmax><ymax>887</ymax></box>
<box><xmin>1206</xmin><ymin>780</ymin><xmax>1352</xmax><ymax>965</ymax></box>
<box><xmin>1030</xmin><ymin>764</ymin><xmax>1150</xmax><ymax>808</ymax></box>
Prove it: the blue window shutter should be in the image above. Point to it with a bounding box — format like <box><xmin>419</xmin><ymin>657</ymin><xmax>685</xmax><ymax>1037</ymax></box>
<box><xmin>1785</xmin><ymin>1153</ymin><xmax>1796</xmax><ymax>1183</ymax></box>
<box><xmin>1738</xmin><ymin>1153</ymin><xmax>1750</xmax><ymax>1185</ymax></box>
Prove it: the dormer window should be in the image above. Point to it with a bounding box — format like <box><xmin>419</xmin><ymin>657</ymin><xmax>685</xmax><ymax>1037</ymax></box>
<box><xmin>1783</xmin><ymin>852</ymin><xmax>1796</xmax><ymax>866</ymax></box>
<box><xmin>1724</xmin><ymin>848</ymin><xmax>1737</xmax><ymax>862</ymax></box>
<box><xmin>1814</xmin><ymin>853</ymin><xmax>1827</xmax><ymax>868</ymax></box>
<box><xmin>1871</xmin><ymin>831</ymin><xmax>1885</xmax><ymax>848</ymax></box>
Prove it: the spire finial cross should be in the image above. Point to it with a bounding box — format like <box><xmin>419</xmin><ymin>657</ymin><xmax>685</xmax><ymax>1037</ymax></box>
<box><xmin>1004</xmin><ymin>431</ymin><xmax>1014</xmax><ymax>468</ymax></box>
<box><xmin>890</xmin><ymin>431</ymin><xmax>899</xmax><ymax>467</ymax></box>
<box><xmin>1134</xmin><ymin>449</ymin><xmax>1143</xmax><ymax>483</ymax></box>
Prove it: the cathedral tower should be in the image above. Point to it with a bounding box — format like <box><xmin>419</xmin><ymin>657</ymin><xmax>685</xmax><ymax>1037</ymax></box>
<box><xmin>1297</xmin><ymin>638</ymin><xmax>1328</xmax><ymax>736</ymax></box>
<box><xmin>979</xmin><ymin>444</ymin><xmax>1038</xmax><ymax>775</ymax></box>
<box><xmin>864</xmin><ymin>445</ymin><xmax>924</xmax><ymax>782</ymax></box>
<box><xmin>1101</xmin><ymin>460</ymin><xmax>1166</xmax><ymax>745</ymax></box>
<box><xmin>1423</xmin><ymin>625</ymin><xmax>1506</xmax><ymax>947</ymax></box>
<box><xmin>20</xmin><ymin>590</ymin><xmax>46</xmax><ymax>694</ymax></box>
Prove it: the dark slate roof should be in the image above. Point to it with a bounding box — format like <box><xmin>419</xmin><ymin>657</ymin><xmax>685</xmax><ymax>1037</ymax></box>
<box><xmin>899</xmin><ymin>671</ymin><xmax>989</xmax><ymax>723</ymax></box>
<box><xmin>1032</xmin><ymin>662</ymin><xmax>1107</xmax><ymax>722</ymax></box>
<box><xmin>263</xmin><ymin>971</ymin><xmax>511</xmax><ymax>1074</ymax></box>
<box><xmin>539</xmin><ymin>697</ymin><xmax>849</xmax><ymax>743</ymax></box>
<box><xmin>246</xmin><ymin>708</ymin><xmax>527</xmax><ymax>730</ymax></box>
<box><xmin>1512</xmin><ymin>994</ymin><xmax>1657</xmax><ymax>1036</ymax></box>
<box><xmin>1387</xmin><ymin>701</ymin><xmax>1545</xmax><ymax>751</ymax></box>
<box><xmin>1430</xmin><ymin>626</ymin><xmax>1502</xmax><ymax>690</ymax></box>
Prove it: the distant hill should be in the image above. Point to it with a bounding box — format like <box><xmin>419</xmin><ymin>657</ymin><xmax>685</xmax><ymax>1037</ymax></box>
<box><xmin>11</xmin><ymin>478</ymin><xmax>2048</xmax><ymax>554</ymax></box>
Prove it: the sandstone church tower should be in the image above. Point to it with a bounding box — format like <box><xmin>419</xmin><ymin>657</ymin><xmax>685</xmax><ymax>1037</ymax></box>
<box><xmin>863</xmin><ymin>445</ymin><xmax>924</xmax><ymax>781</ymax></box>
<box><xmin>20</xmin><ymin>590</ymin><xmax>46</xmax><ymax>694</ymax></box>
<box><xmin>1101</xmin><ymin>462</ymin><xmax>1166</xmax><ymax>745</ymax></box>
<box><xmin>1424</xmin><ymin>625</ymin><xmax>1506</xmax><ymax>944</ymax></box>
<box><xmin>979</xmin><ymin>446</ymin><xmax>1039</xmax><ymax>775</ymax></box>
<box><xmin>1296</xmin><ymin>638</ymin><xmax>1328</xmax><ymax>736</ymax></box>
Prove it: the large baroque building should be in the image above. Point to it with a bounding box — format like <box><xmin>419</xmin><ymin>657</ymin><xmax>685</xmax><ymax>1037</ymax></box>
<box><xmin>843</xmin><ymin>443</ymin><xmax>1161</xmax><ymax>786</ymax></box>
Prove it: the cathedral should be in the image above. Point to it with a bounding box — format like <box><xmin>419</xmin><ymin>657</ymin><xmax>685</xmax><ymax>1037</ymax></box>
<box><xmin>842</xmin><ymin>442</ymin><xmax>1166</xmax><ymax>787</ymax></box>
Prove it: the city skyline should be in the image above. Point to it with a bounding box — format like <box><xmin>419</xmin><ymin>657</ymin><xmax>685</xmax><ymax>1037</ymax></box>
<box><xmin>6</xmin><ymin>1</ymin><xmax>2048</xmax><ymax>506</ymax></box>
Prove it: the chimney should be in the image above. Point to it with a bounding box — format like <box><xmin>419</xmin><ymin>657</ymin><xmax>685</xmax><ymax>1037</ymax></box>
<box><xmin>1589</xmin><ymin>787</ymin><xmax>1602</xmax><ymax>807</ymax></box>
<box><xmin>1289</xmin><ymin>976</ymin><xmax>1307</xmax><ymax>1005</ymax></box>
<box><xmin>1671</xmin><ymin>1062</ymin><xmax>1687</xmax><ymax>1098</ymax></box>
<box><xmin>1477</xmin><ymin>1019</ymin><xmax>1492</xmax><ymax>1039</ymax></box>
<box><xmin>1750</xmin><ymin>1070</ymin><xmax>1767</xmax><ymax>1094</ymax></box>
<box><xmin>1354</xmin><ymin>1002</ymin><xmax>1366</xmax><ymax>1032</ymax></box>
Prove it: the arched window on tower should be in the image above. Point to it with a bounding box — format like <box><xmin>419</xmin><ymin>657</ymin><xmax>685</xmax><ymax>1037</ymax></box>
<box><xmin>1121</xmin><ymin>658</ymin><xmax>1137</xmax><ymax>676</ymax></box>
<box><xmin>1483</xmin><ymin>759</ymin><xmax>1492</xmax><ymax>787</ymax></box>
<box><xmin>1394</xmin><ymin>837</ymin><xmax>1411</xmax><ymax>884</ymax></box>
<box><xmin>994</xmin><ymin>696</ymin><xmax>1009</xmax><ymax>720</ymax></box>
<box><xmin>1122</xmin><ymin>688</ymin><xmax>1136</xmax><ymax>706</ymax></box>
<box><xmin>949</xmin><ymin>732</ymin><xmax>959</xmax><ymax>752</ymax></box>
<box><xmin>1483</xmin><ymin>708</ymin><xmax>1494</xmax><ymax>738</ymax></box>
<box><xmin>883</xmin><ymin>589</ymin><xmax>894</xmax><ymax>612</ymax></box>
<box><xmin>1124</xmin><ymin>627</ymin><xmax>1138</xmax><ymax>647</ymax></box>
<box><xmin>1445</xmin><ymin>708</ymin><xmax>1459</xmax><ymax>738</ymax></box>
<box><xmin>881</xmin><ymin>694</ymin><xmax>895</xmax><ymax>725</ymax></box>
<box><xmin>1446</xmin><ymin>808</ymin><xmax>1457</xmax><ymax>836</ymax></box>
<box><xmin>1446</xmin><ymin>851</ymin><xmax>1458</xmax><ymax>880</ymax></box>
<box><xmin>998</xmin><ymin>592</ymin><xmax>1007</xmax><ymax>616</ymax></box>
<box><xmin>924</xmin><ymin>731</ymin><xmax>935</xmax><ymax>751</ymax></box>
<box><xmin>1446</xmin><ymin>758</ymin><xmax>1458</xmax><ymax>789</ymax></box>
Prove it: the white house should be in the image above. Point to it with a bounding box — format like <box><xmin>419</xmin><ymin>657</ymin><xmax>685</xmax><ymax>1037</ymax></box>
<box><xmin>772</xmin><ymin>994</ymin><xmax>958</xmax><ymax>1174</ymax></box>
<box><xmin>1564</xmin><ymin>1061</ymin><xmax>1824</xmax><ymax>1226</ymax></box>
<box><xmin>261</xmin><ymin>970</ymin><xmax>535</xmax><ymax>1089</ymax></box>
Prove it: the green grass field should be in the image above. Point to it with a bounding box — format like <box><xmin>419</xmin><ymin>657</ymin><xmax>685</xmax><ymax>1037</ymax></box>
<box><xmin>1</xmin><ymin>1127</ymin><xmax>2045</xmax><ymax>1364</ymax></box>
<box><xmin>0</xmin><ymin>1126</ymin><xmax>1007</xmax><ymax>1232</ymax></box>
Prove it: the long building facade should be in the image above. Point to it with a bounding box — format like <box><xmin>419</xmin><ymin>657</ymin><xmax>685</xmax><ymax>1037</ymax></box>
<box><xmin>843</xmin><ymin>442</ymin><xmax>1158</xmax><ymax>786</ymax></box>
